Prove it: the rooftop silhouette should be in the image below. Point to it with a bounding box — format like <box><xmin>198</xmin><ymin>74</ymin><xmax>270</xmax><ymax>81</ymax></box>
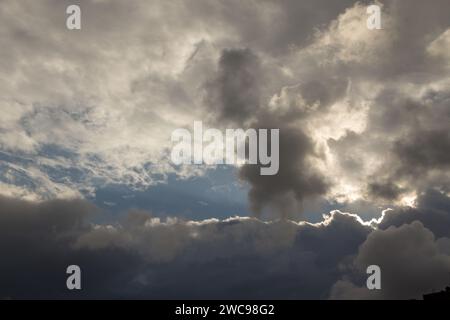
<box><xmin>423</xmin><ymin>287</ymin><xmax>450</xmax><ymax>300</ymax></box>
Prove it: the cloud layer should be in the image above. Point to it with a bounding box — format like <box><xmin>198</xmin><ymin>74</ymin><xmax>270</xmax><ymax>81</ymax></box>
<box><xmin>1</xmin><ymin>190</ymin><xmax>449</xmax><ymax>299</ymax></box>
<box><xmin>1</xmin><ymin>0</ymin><xmax>448</xmax><ymax>215</ymax></box>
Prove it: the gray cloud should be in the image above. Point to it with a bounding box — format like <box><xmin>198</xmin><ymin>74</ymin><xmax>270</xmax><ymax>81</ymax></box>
<box><xmin>394</xmin><ymin>129</ymin><xmax>450</xmax><ymax>173</ymax></box>
<box><xmin>378</xmin><ymin>189</ymin><xmax>450</xmax><ymax>239</ymax></box>
<box><xmin>331</xmin><ymin>190</ymin><xmax>450</xmax><ymax>299</ymax></box>
<box><xmin>201</xmin><ymin>0</ymin><xmax>450</xmax><ymax>217</ymax></box>
<box><xmin>331</xmin><ymin>221</ymin><xmax>450</xmax><ymax>300</ymax></box>
<box><xmin>1</xmin><ymin>190</ymin><xmax>450</xmax><ymax>299</ymax></box>
<box><xmin>1</xmin><ymin>0</ymin><xmax>449</xmax><ymax>217</ymax></box>
<box><xmin>365</xmin><ymin>88</ymin><xmax>450</xmax><ymax>201</ymax></box>
<box><xmin>239</xmin><ymin>126</ymin><xmax>328</xmax><ymax>218</ymax></box>
<box><xmin>0</xmin><ymin>196</ymin><xmax>371</xmax><ymax>299</ymax></box>
<box><xmin>0</xmin><ymin>196</ymin><xmax>142</xmax><ymax>299</ymax></box>
<box><xmin>367</xmin><ymin>181</ymin><xmax>406</xmax><ymax>202</ymax></box>
<box><xmin>205</xmin><ymin>47</ymin><xmax>337</xmax><ymax>218</ymax></box>
<box><xmin>205</xmin><ymin>48</ymin><xmax>263</xmax><ymax>125</ymax></box>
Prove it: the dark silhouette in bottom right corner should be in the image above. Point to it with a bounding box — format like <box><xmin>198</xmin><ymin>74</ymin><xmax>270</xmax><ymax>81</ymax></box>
<box><xmin>423</xmin><ymin>286</ymin><xmax>450</xmax><ymax>300</ymax></box>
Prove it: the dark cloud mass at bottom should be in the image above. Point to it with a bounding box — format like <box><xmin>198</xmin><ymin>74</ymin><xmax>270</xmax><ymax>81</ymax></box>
<box><xmin>0</xmin><ymin>191</ymin><xmax>449</xmax><ymax>299</ymax></box>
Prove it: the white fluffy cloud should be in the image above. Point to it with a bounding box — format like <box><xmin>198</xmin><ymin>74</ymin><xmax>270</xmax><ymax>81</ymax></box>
<box><xmin>0</xmin><ymin>0</ymin><xmax>223</xmax><ymax>199</ymax></box>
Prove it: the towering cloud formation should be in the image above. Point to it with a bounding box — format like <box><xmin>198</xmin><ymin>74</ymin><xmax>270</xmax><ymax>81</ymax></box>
<box><xmin>205</xmin><ymin>49</ymin><xmax>263</xmax><ymax>125</ymax></box>
<box><xmin>204</xmin><ymin>48</ymin><xmax>331</xmax><ymax>217</ymax></box>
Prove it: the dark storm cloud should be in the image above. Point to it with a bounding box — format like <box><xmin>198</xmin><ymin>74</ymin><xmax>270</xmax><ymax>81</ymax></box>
<box><xmin>331</xmin><ymin>190</ymin><xmax>450</xmax><ymax>299</ymax></box>
<box><xmin>0</xmin><ymin>196</ymin><xmax>371</xmax><ymax>299</ymax></box>
<box><xmin>0</xmin><ymin>196</ymin><xmax>143</xmax><ymax>299</ymax></box>
<box><xmin>205</xmin><ymin>48</ymin><xmax>262</xmax><ymax>125</ymax></box>
<box><xmin>378</xmin><ymin>189</ymin><xmax>450</xmax><ymax>239</ymax></box>
<box><xmin>239</xmin><ymin>126</ymin><xmax>328</xmax><ymax>218</ymax></box>
<box><xmin>367</xmin><ymin>181</ymin><xmax>405</xmax><ymax>202</ymax></box>
<box><xmin>364</xmin><ymin>88</ymin><xmax>449</xmax><ymax>172</ymax></box>
<box><xmin>0</xmin><ymin>196</ymin><xmax>93</xmax><ymax>235</ymax></box>
<box><xmin>366</xmin><ymin>88</ymin><xmax>450</xmax><ymax>198</ymax></box>
<box><xmin>394</xmin><ymin>130</ymin><xmax>450</xmax><ymax>173</ymax></box>
<box><xmin>331</xmin><ymin>221</ymin><xmax>450</xmax><ymax>300</ymax></box>
<box><xmin>205</xmin><ymin>48</ymin><xmax>335</xmax><ymax>218</ymax></box>
<box><xmin>130</xmin><ymin>211</ymin><xmax>371</xmax><ymax>299</ymax></box>
<box><xmin>0</xmin><ymin>192</ymin><xmax>449</xmax><ymax>299</ymax></box>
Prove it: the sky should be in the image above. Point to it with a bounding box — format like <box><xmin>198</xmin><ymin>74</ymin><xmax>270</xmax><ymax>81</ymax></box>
<box><xmin>0</xmin><ymin>0</ymin><xmax>450</xmax><ymax>299</ymax></box>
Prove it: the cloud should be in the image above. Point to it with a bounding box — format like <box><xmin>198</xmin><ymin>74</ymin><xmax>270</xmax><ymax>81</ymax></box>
<box><xmin>367</xmin><ymin>181</ymin><xmax>405</xmax><ymax>202</ymax></box>
<box><xmin>330</xmin><ymin>190</ymin><xmax>450</xmax><ymax>299</ymax></box>
<box><xmin>330</xmin><ymin>221</ymin><xmax>450</xmax><ymax>299</ymax></box>
<box><xmin>0</xmin><ymin>195</ymin><xmax>371</xmax><ymax>299</ymax></box>
<box><xmin>0</xmin><ymin>0</ymin><xmax>371</xmax><ymax>203</ymax></box>
<box><xmin>205</xmin><ymin>48</ymin><xmax>262</xmax><ymax>125</ymax></box>
<box><xmin>378</xmin><ymin>189</ymin><xmax>450</xmax><ymax>238</ymax></box>
<box><xmin>199</xmin><ymin>0</ymin><xmax>450</xmax><ymax>217</ymax></box>
<box><xmin>301</xmin><ymin>0</ymin><xmax>450</xmax><ymax>208</ymax></box>
<box><xmin>239</xmin><ymin>126</ymin><xmax>329</xmax><ymax>218</ymax></box>
<box><xmin>0</xmin><ymin>0</ymin><xmax>222</xmax><ymax>199</ymax></box>
<box><xmin>1</xmin><ymin>189</ymin><xmax>450</xmax><ymax>299</ymax></box>
<box><xmin>1</xmin><ymin>0</ymin><xmax>449</xmax><ymax>221</ymax></box>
